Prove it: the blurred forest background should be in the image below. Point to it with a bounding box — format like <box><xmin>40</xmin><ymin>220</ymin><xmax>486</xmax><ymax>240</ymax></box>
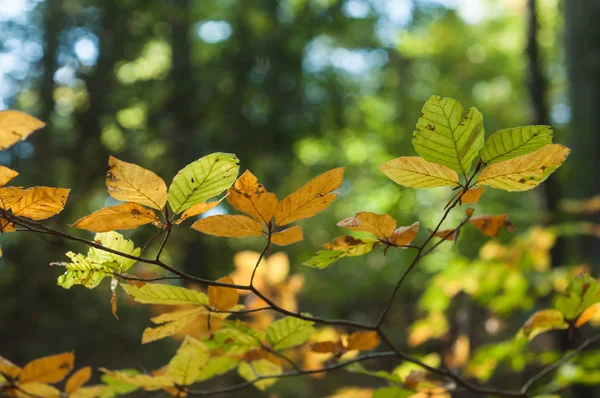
<box><xmin>1</xmin><ymin>0</ymin><xmax>599</xmax><ymax>396</ymax></box>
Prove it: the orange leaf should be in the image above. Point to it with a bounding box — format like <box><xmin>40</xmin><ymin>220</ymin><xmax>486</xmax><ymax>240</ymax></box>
<box><xmin>65</xmin><ymin>367</ymin><xmax>91</xmax><ymax>394</ymax></box>
<box><xmin>388</xmin><ymin>221</ymin><xmax>420</xmax><ymax>246</ymax></box>
<box><xmin>576</xmin><ymin>303</ymin><xmax>600</xmax><ymax>328</ymax></box>
<box><xmin>271</xmin><ymin>226</ymin><xmax>303</xmax><ymax>246</ymax></box>
<box><xmin>433</xmin><ymin>228</ymin><xmax>460</xmax><ymax>242</ymax></box>
<box><xmin>208</xmin><ymin>276</ymin><xmax>239</xmax><ymax>311</ymax></box>
<box><xmin>0</xmin><ymin>186</ymin><xmax>26</xmax><ymax>209</ymax></box>
<box><xmin>175</xmin><ymin>201</ymin><xmax>221</xmax><ymax>224</ymax></box>
<box><xmin>460</xmin><ymin>186</ymin><xmax>484</xmax><ymax>204</ymax></box>
<box><xmin>346</xmin><ymin>331</ymin><xmax>380</xmax><ymax>351</ymax></box>
<box><xmin>275</xmin><ymin>168</ymin><xmax>344</xmax><ymax>226</ymax></box>
<box><xmin>191</xmin><ymin>215</ymin><xmax>264</xmax><ymax>237</ymax></box>
<box><xmin>72</xmin><ymin>203</ymin><xmax>159</xmax><ymax>232</ymax></box>
<box><xmin>0</xmin><ymin>110</ymin><xmax>45</xmax><ymax>150</ymax></box>
<box><xmin>9</xmin><ymin>187</ymin><xmax>69</xmax><ymax>220</ymax></box>
<box><xmin>19</xmin><ymin>352</ymin><xmax>74</xmax><ymax>384</ymax></box>
<box><xmin>445</xmin><ymin>334</ymin><xmax>470</xmax><ymax>368</ymax></box>
<box><xmin>311</xmin><ymin>341</ymin><xmax>344</xmax><ymax>354</ymax></box>
<box><xmin>522</xmin><ymin>309</ymin><xmax>568</xmax><ymax>339</ymax></box>
<box><xmin>106</xmin><ymin>156</ymin><xmax>167</xmax><ymax>210</ymax></box>
<box><xmin>227</xmin><ymin>170</ymin><xmax>279</xmax><ymax>224</ymax></box>
<box><xmin>0</xmin><ymin>355</ymin><xmax>21</xmax><ymax>379</ymax></box>
<box><xmin>0</xmin><ymin>166</ymin><xmax>18</xmax><ymax>187</ymax></box>
<box><xmin>337</xmin><ymin>212</ymin><xmax>396</xmax><ymax>240</ymax></box>
<box><xmin>468</xmin><ymin>214</ymin><xmax>515</xmax><ymax>237</ymax></box>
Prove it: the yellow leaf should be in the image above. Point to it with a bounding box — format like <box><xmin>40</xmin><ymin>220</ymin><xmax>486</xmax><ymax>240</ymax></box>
<box><xmin>15</xmin><ymin>383</ymin><xmax>60</xmax><ymax>398</ymax></box>
<box><xmin>121</xmin><ymin>283</ymin><xmax>209</xmax><ymax>306</ymax></box>
<box><xmin>576</xmin><ymin>303</ymin><xmax>600</xmax><ymax>328</ymax></box>
<box><xmin>445</xmin><ymin>334</ymin><xmax>470</xmax><ymax>368</ymax></box>
<box><xmin>65</xmin><ymin>367</ymin><xmax>92</xmax><ymax>394</ymax></box>
<box><xmin>460</xmin><ymin>186</ymin><xmax>484</xmax><ymax>204</ymax></box>
<box><xmin>142</xmin><ymin>312</ymin><xmax>203</xmax><ymax>344</ymax></box>
<box><xmin>19</xmin><ymin>352</ymin><xmax>74</xmax><ymax>384</ymax></box>
<box><xmin>0</xmin><ymin>110</ymin><xmax>45</xmax><ymax>151</ymax></box>
<box><xmin>0</xmin><ymin>355</ymin><xmax>21</xmax><ymax>379</ymax></box>
<box><xmin>476</xmin><ymin>144</ymin><xmax>571</xmax><ymax>191</ymax></box>
<box><xmin>166</xmin><ymin>337</ymin><xmax>210</xmax><ymax>385</ymax></box>
<box><xmin>227</xmin><ymin>170</ymin><xmax>279</xmax><ymax>223</ymax></box>
<box><xmin>191</xmin><ymin>215</ymin><xmax>264</xmax><ymax>237</ymax></box>
<box><xmin>8</xmin><ymin>187</ymin><xmax>70</xmax><ymax>220</ymax></box>
<box><xmin>0</xmin><ymin>186</ymin><xmax>26</xmax><ymax>209</ymax></box>
<box><xmin>175</xmin><ymin>201</ymin><xmax>221</xmax><ymax>224</ymax></box>
<box><xmin>522</xmin><ymin>309</ymin><xmax>568</xmax><ymax>340</ymax></box>
<box><xmin>72</xmin><ymin>203</ymin><xmax>160</xmax><ymax>232</ymax></box>
<box><xmin>389</xmin><ymin>222</ymin><xmax>420</xmax><ymax>246</ymax></box>
<box><xmin>69</xmin><ymin>386</ymin><xmax>106</xmax><ymax>398</ymax></box>
<box><xmin>0</xmin><ymin>166</ymin><xmax>18</xmax><ymax>187</ymax></box>
<box><xmin>378</xmin><ymin>156</ymin><xmax>460</xmax><ymax>188</ymax></box>
<box><xmin>209</xmin><ymin>276</ymin><xmax>239</xmax><ymax>311</ymax></box>
<box><xmin>468</xmin><ymin>214</ymin><xmax>515</xmax><ymax>237</ymax></box>
<box><xmin>98</xmin><ymin>369</ymin><xmax>173</xmax><ymax>391</ymax></box>
<box><xmin>346</xmin><ymin>331</ymin><xmax>380</xmax><ymax>351</ymax></box>
<box><xmin>106</xmin><ymin>156</ymin><xmax>168</xmax><ymax>210</ymax></box>
<box><xmin>271</xmin><ymin>226</ymin><xmax>303</xmax><ymax>246</ymax></box>
<box><xmin>337</xmin><ymin>212</ymin><xmax>396</xmax><ymax>240</ymax></box>
<box><xmin>275</xmin><ymin>167</ymin><xmax>344</xmax><ymax>226</ymax></box>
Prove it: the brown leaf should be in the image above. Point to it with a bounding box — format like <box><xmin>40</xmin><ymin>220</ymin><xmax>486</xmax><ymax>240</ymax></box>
<box><xmin>275</xmin><ymin>168</ymin><xmax>344</xmax><ymax>226</ymax></box>
<box><xmin>227</xmin><ymin>170</ymin><xmax>279</xmax><ymax>224</ymax></box>
<box><xmin>65</xmin><ymin>367</ymin><xmax>92</xmax><ymax>394</ymax></box>
<box><xmin>191</xmin><ymin>215</ymin><xmax>265</xmax><ymax>237</ymax></box>
<box><xmin>433</xmin><ymin>228</ymin><xmax>460</xmax><ymax>242</ymax></box>
<box><xmin>388</xmin><ymin>221</ymin><xmax>420</xmax><ymax>246</ymax></box>
<box><xmin>208</xmin><ymin>276</ymin><xmax>239</xmax><ymax>311</ymax></box>
<box><xmin>106</xmin><ymin>156</ymin><xmax>167</xmax><ymax>210</ymax></box>
<box><xmin>460</xmin><ymin>186</ymin><xmax>484</xmax><ymax>204</ymax></box>
<box><xmin>72</xmin><ymin>203</ymin><xmax>159</xmax><ymax>232</ymax></box>
<box><xmin>0</xmin><ymin>110</ymin><xmax>45</xmax><ymax>150</ymax></box>
<box><xmin>19</xmin><ymin>352</ymin><xmax>74</xmax><ymax>384</ymax></box>
<box><xmin>468</xmin><ymin>214</ymin><xmax>515</xmax><ymax>237</ymax></box>
<box><xmin>175</xmin><ymin>201</ymin><xmax>221</xmax><ymax>224</ymax></box>
<box><xmin>271</xmin><ymin>226</ymin><xmax>303</xmax><ymax>246</ymax></box>
<box><xmin>311</xmin><ymin>341</ymin><xmax>344</xmax><ymax>354</ymax></box>
<box><xmin>346</xmin><ymin>331</ymin><xmax>380</xmax><ymax>351</ymax></box>
<box><xmin>337</xmin><ymin>212</ymin><xmax>396</xmax><ymax>239</ymax></box>
<box><xmin>323</xmin><ymin>235</ymin><xmax>366</xmax><ymax>250</ymax></box>
<box><xmin>0</xmin><ymin>166</ymin><xmax>18</xmax><ymax>187</ymax></box>
<box><xmin>9</xmin><ymin>187</ymin><xmax>70</xmax><ymax>220</ymax></box>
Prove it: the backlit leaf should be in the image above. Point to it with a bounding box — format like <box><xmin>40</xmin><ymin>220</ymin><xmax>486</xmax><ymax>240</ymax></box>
<box><xmin>305</xmin><ymin>236</ymin><xmax>379</xmax><ymax>268</ymax></box>
<box><xmin>99</xmin><ymin>369</ymin><xmax>173</xmax><ymax>391</ymax></box>
<box><xmin>9</xmin><ymin>187</ymin><xmax>69</xmax><ymax>220</ymax></box>
<box><xmin>337</xmin><ymin>212</ymin><xmax>396</xmax><ymax>239</ymax></box>
<box><xmin>555</xmin><ymin>274</ymin><xmax>600</xmax><ymax>320</ymax></box>
<box><xmin>175</xmin><ymin>200</ymin><xmax>221</xmax><ymax>224</ymax></box>
<box><xmin>121</xmin><ymin>283</ymin><xmax>209</xmax><ymax>305</ymax></box>
<box><xmin>15</xmin><ymin>383</ymin><xmax>61</xmax><ymax>398</ymax></box>
<box><xmin>191</xmin><ymin>215</ymin><xmax>264</xmax><ymax>237</ymax></box>
<box><xmin>0</xmin><ymin>355</ymin><xmax>21</xmax><ymax>379</ymax></box>
<box><xmin>346</xmin><ymin>331</ymin><xmax>380</xmax><ymax>351</ymax></box>
<box><xmin>481</xmin><ymin>125</ymin><xmax>553</xmax><ymax>165</ymax></box>
<box><xmin>212</xmin><ymin>321</ymin><xmax>264</xmax><ymax>355</ymax></box>
<box><xmin>389</xmin><ymin>222</ymin><xmax>419</xmax><ymax>246</ymax></box>
<box><xmin>72</xmin><ymin>203</ymin><xmax>160</xmax><ymax>232</ymax></box>
<box><xmin>142</xmin><ymin>313</ymin><xmax>202</xmax><ymax>344</ymax></box>
<box><xmin>0</xmin><ymin>166</ymin><xmax>18</xmax><ymax>187</ymax></box>
<box><xmin>20</xmin><ymin>352</ymin><xmax>74</xmax><ymax>384</ymax></box>
<box><xmin>0</xmin><ymin>110</ymin><xmax>45</xmax><ymax>150</ymax></box>
<box><xmin>275</xmin><ymin>167</ymin><xmax>344</xmax><ymax>226</ymax></box>
<box><xmin>66</xmin><ymin>367</ymin><xmax>92</xmax><ymax>394</ymax></box>
<box><xmin>412</xmin><ymin>96</ymin><xmax>484</xmax><ymax>175</ymax></box>
<box><xmin>87</xmin><ymin>231</ymin><xmax>140</xmax><ymax>272</ymax></box>
<box><xmin>303</xmin><ymin>250</ymin><xmax>346</xmax><ymax>269</ymax></box>
<box><xmin>477</xmin><ymin>144</ymin><xmax>570</xmax><ymax>191</ymax></box>
<box><xmin>168</xmin><ymin>152</ymin><xmax>239</xmax><ymax>214</ymax></box>
<box><xmin>468</xmin><ymin>214</ymin><xmax>515</xmax><ymax>237</ymax></box>
<box><xmin>460</xmin><ymin>187</ymin><xmax>484</xmax><ymax>204</ymax></box>
<box><xmin>237</xmin><ymin>359</ymin><xmax>282</xmax><ymax>391</ymax></box>
<box><xmin>227</xmin><ymin>170</ymin><xmax>278</xmax><ymax>223</ymax></box>
<box><xmin>521</xmin><ymin>309</ymin><xmax>568</xmax><ymax>340</ymax></box>
<box><xmin>433</xmin><ymin>228</ymin><xmax>460</xmax><ymax>242</ymax></box>
<box><xmin>0</xmin><ymin>186</ymin><xmax>26</xmax><ymax>210</ymax></box>
<box><xmin>106</xmin><ymin>156</ymin><xmax>167</xmax><ymax>210</ymax></box>
<box><xmin>271</xmin><ymin>226</ymin><xmax>303</xmax><ymax>246</ymax></box>
<box><xmin>196</xmin><ymin>357</ymin><xmax>239</xmax><ymax>382</ymax></box>
<box><xmin>311</xmin><ymin>341</ymin><xmax>344</xmax><ymax>353</ymax></box>
<box><xmin>265</xmin><ymin>317</ymin><xmax>314</xmax><ymax>350</ymax></box>
<box><xmin>208</xmin><ymin>276</ymin><xmax>239</xmax><ymax>311</ymax></box>
<box><xmin>55</xmin><ymin>252</ymin><xmax>114</xmax><ymax>289</ymax></box>
<box><xmin>372</xmin><ymin>386</ymin><xmax>413</xmax><ymax>398</ymax></box>
<box><xmin>167</xmin><ymin>337</ymin><xmax>210</xmax><ymax>385</ymax></box>
<box><xmin>576</xmin><ymin>303</ymin><xmax>600</xmax><ymax>328</ymax></box>
<box><xmin>69</xmin><ymin>385</ymin><xmax>106</xmax><ymax>398</ymax></box>
<box><xmin>378</xmin><ymin>156</ymin><xmax>460</xmax><ymax>188</ymax></box>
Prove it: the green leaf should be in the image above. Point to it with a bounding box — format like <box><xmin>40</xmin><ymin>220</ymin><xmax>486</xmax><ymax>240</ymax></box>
<box><xmin>212</xmin><ymin>321</ymin><xmax>264</xmax><ymax>355</ymax></box>
<box><xmin>56</xmin><ymin>252</ymin><xmax>113</xmax><ymax>289</ymax></box>
<box><xmin>346</xmin><ymin>363</ymin><xmax>404</xmax><ymax>384</ymax></box>
<box><xmin>372</xmin><ymin>386</ymin><xmax>413</xmax><ymax>398</ymax></box>
<box><xmin>412</xmin><ymin>95</ymin><xmax>484</xmax><ymax>175</ymax></box>
<box><xmin>303</xmin><ymin>250</ymin><xmax>346</xmax><ymax>269</ymax></box>
<box><xmin>99</xmin><ymin>369</ymin><xmax>141</xmax><ymax>398</ymax></box>
<box><xmin>168</xmin><ymin>152</ymin><xmax>239</xmax><ymax>214</ymax></box>
<box><xmin>88</xmin><ymin>231</ymin><xmax>140</xmax><ymax>273</ymax></box>
<box><xmin>304</xmin><ymin>236</ymin><xmax>380</xmax><ymax>269</ymax></box>
<box><xmin>481</xmin><ymin>125</ymin><xmax>553</xmax><ymax>164</ymax></box>
<box><xmin>265</xmin><ymin>317</ymin><xmax>314</xmax><ymax>350</ymax></box>
<box><xmin>237</xmin><ymin>359</ymin><xmax>282</xmax><ymax>391</ymax></box>
<box><xmin>196</xmin><ymin>357</ymin><xmax>239</xmax><ymax>382</ymax></box>
<box><xmin>555</xmin><ymin>274</ymin><xmax>600</xmax><ymax>320</ymax></box>
<box><xmin>121</xmin><ymin>283</ymin><xmax>209</xmax><ymax>305</ymax></box>
<box><xmin>167</xmin><ymin>336</ymin><xmax>210</xmax><ymax>385</ymax></box>
<box><xmin>520</xmin><ymin>309</ymin><xmax>568</xmax><ymax>340</ymax></box>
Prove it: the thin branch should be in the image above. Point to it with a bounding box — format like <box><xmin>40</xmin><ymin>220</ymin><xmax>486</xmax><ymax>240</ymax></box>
<box><xmin>155</xmin><ymin>228</ymin><xmax>171</xmax><ymax>261</ymax></box>
<box><xmin>260</xmin><ymin>342</ymin><xmax>302</xmax><ymax>372</ymax></box>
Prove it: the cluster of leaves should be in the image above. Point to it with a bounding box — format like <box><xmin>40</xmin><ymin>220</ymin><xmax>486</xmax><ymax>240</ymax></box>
<box><xmin>0</xmin><ymin>96</ymin><xmax>588</xmax><ymax>398</ymax></box>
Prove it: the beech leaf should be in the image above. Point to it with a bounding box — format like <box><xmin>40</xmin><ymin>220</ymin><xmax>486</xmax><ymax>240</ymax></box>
<box><xmin>227</xmin><ymin>170</ymin><xmax>279</xmax><ymax>224</ymax></box>
<box><xmin>175</xmin><ymin>200</ymin><xmax>221</xmax><ymax>224</ymax></box>
<box><xmin>208</xmin><ymin>276</ymin><xmax>239</xmax><ymax>311</ymax></box>
<box><xmin>20</xmin><ymin>352</ymin><xmax>74</xmax><ymax>384</ymax></box>
<box><xmin>481</xmin><ymin>125</ymin><xmax>553</xmax><ymax>165</ymax></box>
<box><xmin>346</xmin><ymin>331</ymin><xmax>380</xmax><ymax>351</ymax></box>
<box><xmin>121</xmin><ymin>283</ymin><xmax>209</xmax><ymax>305</ymax></box>
<box><xmin>0</xmin><ymin>110</ymin><xmax>45</xmax><ymax>150</ymax></box>
<box><xmin>0</xmin><ymin>166</ymin><xmax>18</xmax><ymax>187</ymax></box>
<box><xmin>271</xmin><ymin>226</ymin><xmax>303</xmax><ymax>246</ymax></box>
<box><xmin>191</xmin><ymin>214</ymin><xmax>265</xmax><ymax>238</ymax></box>
<box><xmin>460</xmin><ymin>186</ymin><xmax>484</xmax><ymax>204</ymax></box>
<box><xmin>337</xmin><ymin>212</ymin><xmax>396</xmax><ymax>240</ymax></box>
<box><xmin>468</xmin><ymin>214</ymin><xmax>515</xmax><ymax>237</ymax></box>
<box><xmin>106</xmin><ymin>156</ymin><xmax>167</xmax><ymax>210</ymax></box>
<box><xmin>378</xmin><ymin>156</ymin><xmax>460</xmax><ymax>188</ymax></box>
<box><xmin>72</xmin><ymin>203</ymin><xmax>160</xmax><ymax>232</ymax></box>
<box><xmin>9</xmin><ymin>186</ymin><xmax>69</xmax><ymax>220</ymax></box>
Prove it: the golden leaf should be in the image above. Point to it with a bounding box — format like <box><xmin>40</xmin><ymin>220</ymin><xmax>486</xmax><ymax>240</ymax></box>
<box><xmin>15</xmin><ymin>383</ymin><xmax>60</xmax><ymax>398</ymax></box>
<box><xmin>106</xmin><ymin>156</ymin><xmax>167</xmax><ymax>210</ymax></box>
<box><xmin>98</xmin><ymin>369</ymin><xmax>173</xmax><ymax>391</ymax></box>
<box><xmin>175</xmin><ymin>201</ymin><xmax>221</xmax><ymax>224</ymax></box>
<box><xmin>191</xmin><ymin>215</ymin><xmax>264</xmax><ymax>237</ymax></box>
<box><xmin>337</xmin><ymin>212</ymin><xmax>396</xmax><ymax>240</ymax></box>
<box><xmin>72</xmin><ymin>203</ymin><xmax>160</xmax><ymax>232</ymax></box>
<box><xmin>0</xmin><ymin>355</ymin><xmax>21</xmax><ymax>379</ymax></box>
<box><xmin>227</xmin><ymin>170</ymin><xmax>278</xmax><ymax>224</ymax></box>
<box><xmin>65</xmin><ymin>367</ymin><xmax>92</xmax><ymax>394</ymax></box>
<box><xmin>275</xmin><ymin>167</ymin><xmax>344</xmax><ymax>226</ymax></box>
<box><xmin>271</xmin><ymin>226</ymin><xmax>303</xmax><ymax>246</ymax></box>
<box><xmin>0</xmin><ymin>110</ymin><xmax>45</xmax><ymax>150</ymax></box>
<box><xmin>476</xmin><ymin>144</ymin><xmax>571</xmax><ymax>191</ymax></box>
<box><xmin>208</xmin><ymin>276</ymin><xmax>239</xmax><ymax>311</ymax></box>
<box><xmin>0</xmin><ymin>186</ymin><xmax>25</xmax><ymax>210</ymax></box>
<box><xmin>69</xmin><ymin>386</ymin><xmax>106</xmax><ymax>398</ymax></box>
<box><xmin>522</xmin><ymin>309</ymin><xmax>568</xmax><ymax>339</ymax></box>
<box><xmin>142</xmin><ymin>312</ymin><xmax>203</xmax><ymax>344</ymax></box>
<box><xmin>346</xmin><ymin>331</ymin><xmax>379</xmax><ymax>351</ymax></box>
<box><xmin>19</xmin><ymin>352</ymin><xmax>74</xmax><ymax>384</ymax></box>
<box><xmin>8</xmin><ymin>187</ymin><xmax>69</xmax><ymax>220</ymax></box>
<box><xmin>468</xmin><ymin>214</ymin><xmax>515</xmax><ymax>237</ymax></box>
<box><xmin>460</xmin><ymin>186</ymin><xmax>484</xmax><ymax>204</ymax></box>
<box><xmin>576</xmin><ymin>303</ymin><xmax>600</xmax><ymax>328</ymax></box>
<box><xmin>445</xmin><ymin>334</ymin><xmax>470</xmax><ymax>368</ymax></box>
<box><xmin>389</xmin><ymin>221</ymin><xmax>420</xmax><ymax>246</ymax></box>
<box><xmin>311</xmin><ymin>341</ymin><xmax>344</xmax><ymax>354</ymax></box>
<box><xmin>378</xmin><ymin>156</ymin><xmax>460</xmax><ymax>188</ymax></box>
<box><xmin>0</xmin><ymin>166</ymin><xmax>18</xmax><ymax>187</ymax></box>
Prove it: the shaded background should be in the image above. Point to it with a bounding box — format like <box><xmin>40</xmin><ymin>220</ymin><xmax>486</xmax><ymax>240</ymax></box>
<box><xmin>0</xmin><ymin>0</ymin><xmax>599</xmax><ymax>396</ymax></box>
